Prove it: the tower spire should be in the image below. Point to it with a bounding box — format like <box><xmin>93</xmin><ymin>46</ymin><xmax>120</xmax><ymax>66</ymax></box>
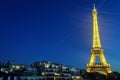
<box><xmin>92</xmin><ymin>3</ymin><xmax>101</xmax><ymax>48</ymax></box>
<box><xmin>93</xmin><ymin>3</ymin><xmax>96</xmax><ymax>11</ymax></box>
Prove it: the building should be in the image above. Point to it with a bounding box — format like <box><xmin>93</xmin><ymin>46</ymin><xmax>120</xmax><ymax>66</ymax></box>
<box><xmin>0</xmin><ymin>61</ymin><xmax>83</xmax><ymax>80</ymax></box>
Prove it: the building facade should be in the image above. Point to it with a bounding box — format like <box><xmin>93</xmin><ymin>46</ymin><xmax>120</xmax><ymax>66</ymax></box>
<box><xmin>0</xmin><ymin>61</ymin><xmax>83</xmax><ymax>80</ymax></box>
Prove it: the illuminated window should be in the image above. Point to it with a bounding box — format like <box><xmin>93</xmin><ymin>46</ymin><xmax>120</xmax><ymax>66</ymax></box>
<box><xmin>45</xmin><ymin>64</ymin><xmax>50</xmax><ymax>68</ymax></box>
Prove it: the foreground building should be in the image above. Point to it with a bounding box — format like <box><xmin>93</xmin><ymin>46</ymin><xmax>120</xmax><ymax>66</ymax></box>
<box><xmin>86</xmin><ymin>4</ymin><xmax>112</xmax><ymax>75</ymax></box>
<box><xmin>0</xmin><ymin>61</ymin><xmax>83</xmax><ymax>80</ymax></box>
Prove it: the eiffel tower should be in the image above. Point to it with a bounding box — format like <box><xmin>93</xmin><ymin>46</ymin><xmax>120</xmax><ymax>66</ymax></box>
<box><xmin>86</xmin><ymin>4</ymin><xmax>112</xmax><ymax>75</ymax></box>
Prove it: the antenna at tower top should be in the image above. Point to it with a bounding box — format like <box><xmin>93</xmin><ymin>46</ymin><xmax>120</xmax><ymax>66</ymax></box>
<box><xmin>93</xmin><ymin>3</ymin><xmax>96</xmax><ymax>11</ymax></box>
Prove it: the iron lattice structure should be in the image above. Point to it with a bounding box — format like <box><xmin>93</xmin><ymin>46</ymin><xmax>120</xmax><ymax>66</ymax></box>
<box><xmin>86</xmin><ymin>5</ymin><xmax>112</xmax><ymax>75</ymax></box>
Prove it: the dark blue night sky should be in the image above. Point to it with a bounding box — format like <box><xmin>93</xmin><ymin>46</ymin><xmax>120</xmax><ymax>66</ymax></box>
<box><xmin>0</xmin><ymin>0</ymin><xmax>120</xmax><ymax>71</ymax></box>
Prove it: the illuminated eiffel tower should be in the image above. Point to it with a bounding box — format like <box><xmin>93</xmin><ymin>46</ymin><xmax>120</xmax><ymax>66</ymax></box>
<box><xmin>86</xmin><ymin>4</ymin><xmax>112</xmax><ymax>75</ymax></box>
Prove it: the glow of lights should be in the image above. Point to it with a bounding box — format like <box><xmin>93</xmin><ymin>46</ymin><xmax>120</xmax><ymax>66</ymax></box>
<box><xmin>86</xmin><ymin>4</ymin><xmax>112</xmax><ymax>74</ymax></box>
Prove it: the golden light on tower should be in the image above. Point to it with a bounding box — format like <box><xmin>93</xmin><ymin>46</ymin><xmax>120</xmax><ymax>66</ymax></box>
<box><xmin>86</xmin><ymin>4</ymin><xmax>112</xmax><ymax>75</ymax></box>
<box><xmin>92</xmin><ymin>4</ymin><xmax>101</xmax><ymax>48</ymax></box>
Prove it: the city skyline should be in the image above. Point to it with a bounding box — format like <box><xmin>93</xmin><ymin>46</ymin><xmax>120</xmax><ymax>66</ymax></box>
<box><xmin>0</xmin><ymin>0</ymin><xmax>120</xmax><ymax>72</ymax></box>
